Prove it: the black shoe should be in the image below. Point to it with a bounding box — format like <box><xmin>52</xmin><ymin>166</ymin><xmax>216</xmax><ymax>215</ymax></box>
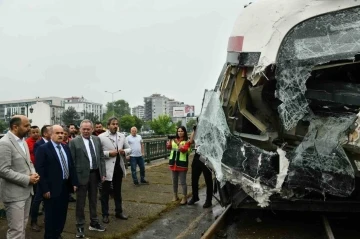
<box><xmin>69</xmin><ymin>196</ymin><xmax>76</xmax><ymax>202</ymax></box>
<box><xmin>76</xmin><ymin>228</ymin><xmax>85</xmax><ymax>238</ymax></box>
<box><xmin>134</xmin><ymin>182</ymin><xmax>140</xmax><ymax>186</ymax></box>
<box><xmin>102</xmin><ymin>215</ymin><xmax>110</xmax><ymax>224</ymax></box>
<box><xmin>203</xmin><ymin>201</ymin><xmax>212</xmax><ymax>208</ymax></box>
<box><xmin>140</xmin><ymin>179</ymin><xmax>149</xmax><ymax>184</ymax></box>
<box><xmin>115</xmin><ymin>213</ymin><xmax>128</xmax><ymax>220</ymax></box>
<box><xmin>31</xmin><ymin>222</ymin><xmax>41</xmax><ymax>232</ymax></box>
<box><xmin>89</xmin><ymin>222</ymin><xmax>105</xmax><ymax>232</ymax></box>
<box><xmin>188</xmin><ymin>197</ymin><xmax>199</xmax><ymax>205</ymax></box>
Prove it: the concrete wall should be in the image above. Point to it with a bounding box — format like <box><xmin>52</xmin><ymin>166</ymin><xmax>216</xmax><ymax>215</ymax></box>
<box><xmin>30</xmin><ymin>102</ymin><xmax>51</xmax><ymax>127</ymax></box>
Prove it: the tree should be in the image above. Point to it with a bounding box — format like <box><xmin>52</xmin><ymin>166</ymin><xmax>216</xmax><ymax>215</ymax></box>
<box><xmin>186</xmin><ymin>118</ymin><xmax>197</xmax><ymax>132</ymax></box>
<box><xmin>62</xmin><ymin>107</ymin><xmax>80</xmax><ymax>126</ymax></box>
<box><xmin>85</xmin><ymin>112</ymin><xmax>99</xmax><ymax>124</ymax></box>
<box><xmin>142</xmin><ymin>121</ymin><xmax>151</xmax><ymax>131</ymax></box>
<box><xmin>120</xmin><ymin>115</ymin><xmax>135</xmax><ymax>132</ymax></box>
<box><xmin>0</xmin><ymin>120</ymin><xmax>7</xmax><ymax>133</ymax></box>
<box><xmin>176</xmin><ymin>120</ymin><xmax>182</xmax><ymax>128</ymax></box>
<box><xmin>150</xmin><ymin>115</ymin><xmax>176</xmax><ymax>135</ymax></box>
<box><xmin>106</xmin><ymin>99</ymin><xmax>131</xmax><ymax>118</ymax></box>
<box><xmin>133</xmin><ymin>116</ymin><xmax>143</xmax><ymax>130</ymax></box>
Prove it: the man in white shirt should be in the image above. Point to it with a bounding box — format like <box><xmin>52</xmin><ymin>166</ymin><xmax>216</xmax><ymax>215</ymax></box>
<box><xmin>126</xmin><ymin>127</ymin><xmax>149</xmax><ymax>186</ymax></box>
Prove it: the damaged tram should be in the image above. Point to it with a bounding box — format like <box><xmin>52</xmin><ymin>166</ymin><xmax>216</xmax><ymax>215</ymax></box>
<box><xmin>195</xmin><ymin>0</ymin><xmax>360</xmax><ymax>211</ymax></box>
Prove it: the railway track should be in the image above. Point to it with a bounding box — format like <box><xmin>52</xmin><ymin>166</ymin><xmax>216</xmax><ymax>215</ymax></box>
<box><xmin>201</xmin><ymin>207</ymin><xmax>359</xmax><ymax>239</ymax></box>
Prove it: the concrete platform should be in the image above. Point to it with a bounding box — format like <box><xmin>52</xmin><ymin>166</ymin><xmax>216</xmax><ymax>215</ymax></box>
<box><xmin>0</xmin><ymin>155</ymin><xmax>209</xmax><ymax>239</ymax></box>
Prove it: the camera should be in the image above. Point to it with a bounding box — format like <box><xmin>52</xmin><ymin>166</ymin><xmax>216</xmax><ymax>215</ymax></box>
<box><xmin>167</xmin><ymin>135</ymin><xmax>176</xmax><ymax>140</ymax></box>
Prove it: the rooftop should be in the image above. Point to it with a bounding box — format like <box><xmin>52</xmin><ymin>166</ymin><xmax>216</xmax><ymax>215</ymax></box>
<box><xmin>0</xmin><ymin>96</ymin><xmax>63</xmax><ymax>105</ymax></box>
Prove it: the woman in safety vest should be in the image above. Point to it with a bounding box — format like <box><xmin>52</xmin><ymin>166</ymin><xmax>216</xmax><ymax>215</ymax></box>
<box><xmin>166</xmin><ymin>126</ymin><xmax>191</xmax><ymax>205</ymax></box>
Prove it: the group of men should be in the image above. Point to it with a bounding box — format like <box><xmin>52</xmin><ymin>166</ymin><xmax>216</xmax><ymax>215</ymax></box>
<box><xmin>0</xmin><ymin>115</ymin><xmax>148</xmax><ymax>239</ymax></box>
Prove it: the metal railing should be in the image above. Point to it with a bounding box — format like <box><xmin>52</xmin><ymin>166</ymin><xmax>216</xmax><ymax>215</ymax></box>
<box><xmin>143</xmin><ymin>139</ymin><xmax>170</xmax><ymax>163</ymax></box>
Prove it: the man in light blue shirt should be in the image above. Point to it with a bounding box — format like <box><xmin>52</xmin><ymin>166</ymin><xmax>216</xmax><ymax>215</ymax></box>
<box><xmin>126</xmin><ymin>127</ymin><xmax>149</xmax><ymax>186</ymax></box>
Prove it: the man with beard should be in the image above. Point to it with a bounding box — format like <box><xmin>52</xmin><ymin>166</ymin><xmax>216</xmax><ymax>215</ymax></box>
<box><xmin>0</xmin><ymin>115</ymin><xmax>39</xmax><ymax>239</ymax></box>
<box><xmin>30</xmin><ymin>124</ymin><xmax>52</xmax><ymax>232</ymax></box>
<box><xmin>26</xmin><ymin>126</ymin><xmax>40</xmax><ymax>164</ymax></box>
<box><xmin>35</xmin><ymin>125</ymin><xmax>78</xmax><ymax>239</ymax></box>
<box><xmin>67</xmin><ymin>124</ymin><xmax>77</xmax><ymax>203</ymax></box>
<box><xmin>99</xmin><ymin>117</ymin><xmax>131</xmax><ymax>224</ymax></box>
<box><xmin>68</xmin><ymin>123</ymin><xmax>77</xmax><ymax>139</ymax></box>
<box><xmin>92</xmin><ymin>122</ymin><xmax>105</xmax><ymax>136</ymax></box>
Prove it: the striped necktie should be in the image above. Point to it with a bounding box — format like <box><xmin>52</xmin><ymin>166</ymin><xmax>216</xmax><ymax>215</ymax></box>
<box><xmin>56</xmin><ymin>145</ymin><xmax>69</xmax><ymax>179</ymax></box>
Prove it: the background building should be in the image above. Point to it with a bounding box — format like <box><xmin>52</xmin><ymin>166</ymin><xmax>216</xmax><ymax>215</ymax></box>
<box><xmin>144</xmin><ymin>94</ymin><xmax>169</xmax><ymax>121</ymax></box>
<box><xmin>0</xmin><ymin>96</ymin><xmax>65</xmax><ymax>126</ymax></box>
<box><xmin>64</xmin><ymin>96</ymin><xmax>103</xmax><ymax>121</ymax></box>
<box><xmin>167</xmin><ymin>99</ymin><xmax>184</xmax><ymax>118</ymax></box>
<box><xmin>132</xmin><ymin>105</ymin><xmax>145</xmax><ymax>119</ymax></box>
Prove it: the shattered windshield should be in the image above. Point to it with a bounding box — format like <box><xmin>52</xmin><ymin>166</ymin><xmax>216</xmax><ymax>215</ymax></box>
<box><xmin>276</xmin><ymin>6</ymin><xmax>360</xmax><ymax>130</ymax></box>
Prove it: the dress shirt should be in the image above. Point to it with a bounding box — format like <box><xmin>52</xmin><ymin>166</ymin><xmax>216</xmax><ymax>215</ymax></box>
<box><xmin>51</xmin><ymin>140</ymin><xmax>69</xmax><ymax>179</ymax></box>
<box><xmin>82</xmin><ymin>136</ymin><xmax>97</xmax><ymax>169</ymax></box>
<box><xmin>42</xmin><ymin>137</ymin><xmax>48</xmax><ymax>143</ymax></box>
<box><xmin>9</xmin><ymin>131</ymin><xmax>26</xmax><ymax>154</ymax></box>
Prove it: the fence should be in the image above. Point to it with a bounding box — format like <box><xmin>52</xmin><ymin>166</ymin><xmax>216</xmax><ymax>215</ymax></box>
<box><xmin>143</xmin><ymin>139</ymin><xmax>170</xmax><ymax>163</ymax></box>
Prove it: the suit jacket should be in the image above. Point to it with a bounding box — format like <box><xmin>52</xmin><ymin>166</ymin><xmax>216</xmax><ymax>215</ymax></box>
<box><xmin>69</xmin><ymin>135</ymin><xmax>106</xmax><ymax>185</ymax></box>
<box><xmin>99</xmin><ymin>131</ymin><xmax>131</xmax><ymax>181</ymax></box>
<box><xmin>35</xmin><ymin>141</ymin><xmax>78</xmax><ymax>198</ymax></box>
<box><xmin>34</xmin><ymin>138</ymin><xmax>46</xmax><ymax>157</ymax></box>
<box><xmin>0</xmin><ymin>132</ymin><xmax>35</xmax><ymax>202</ymax></box>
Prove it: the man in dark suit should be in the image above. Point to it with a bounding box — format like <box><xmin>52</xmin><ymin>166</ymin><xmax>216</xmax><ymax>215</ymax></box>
<box><xmin>35</xmin><ymin>125</ymin><xmax>78</xmax><ymax>239</ymax></box>
<box><xmin>30</xmin><ymin>124</ymin><xmax>52</xmax><ymax>232</ymax></box>
<box><xmin>33</xmin><ymin>125</ymin><xmax>52</xmax><ymax>155</ymax></box>
<box><xmin>69</xmin><ymin>119</ymin><xmax>106</xmax><ymax>238</ymax></box>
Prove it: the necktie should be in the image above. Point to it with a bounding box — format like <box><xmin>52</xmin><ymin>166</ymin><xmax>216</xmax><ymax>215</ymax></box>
<box><xmin>87</xmin><ymin>138</ymin><xmax>98</xmax><ymax>169</ymax></box>
<box><xmin>56</xmin><ymin>145</ymin><xmax>69</xmax><ymax>179</ymax></box>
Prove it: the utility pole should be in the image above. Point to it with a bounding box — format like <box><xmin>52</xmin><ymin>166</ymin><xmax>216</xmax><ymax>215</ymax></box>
<box><xmin>105</xmin><ymin>90</ymin><xmax>121</xmax><ymax>117</ymax></box>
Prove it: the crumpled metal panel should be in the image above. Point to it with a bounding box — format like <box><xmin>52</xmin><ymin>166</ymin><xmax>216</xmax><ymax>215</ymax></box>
<box><xmin>196</xmin><ymin>91</ymin><xmax>356</xmax><ymax>207</ymax></box>
<box><xmin>196</xmin><ymin>91</ymin><xmax>290</xmax><ymax>207</ymax></box>
<box><xmin>275</xmin><ymin>7</ymin><xmax>360</xmax><ymax>130</ymax></box>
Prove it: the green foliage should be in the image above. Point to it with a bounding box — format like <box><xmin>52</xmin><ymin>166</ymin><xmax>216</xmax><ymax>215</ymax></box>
<box><xmin>149</xmin><ymin>115</ymin><xmax>176</xmax><ymax>135</ymax></box>
<box><xmin>120</xmin><ymin>114</ymin><xmax>135</xmax><ymax>132</ymax></box>
<box><xmin>176</xmin><ymin>120</ymin><xmax>182</xmax><ymax>128</ymax></box>
<box><xmin>142</xmin><ymin>121</ymin><xmax>151</xmax><ymax>131</ymax></box>
<box><xmin>118</xmin><ymin>115</ymin><xmax>144</xmax><ymax>132</ymax></box>
<box><xmin>105</xmin><ymin>99</ymin><xmax>131</xmax><ymax>118</ymax></box>
<box><xmin>62</xmin><ymin>107</ymin><xmax>80</xmax><ymax>126</ymax></box>
<box><xmin>85</xmin><ymin>112</ymin><xmax>99</xmax><ymax>124</ymax></box>
<box><xmin>186</xmin><ymin>118</ymin><xmax>197</xmax><ymax>132</ymax></box>
<box><xmin>133</xmin><ymin>116</ymin><xmax>143</xmax><ymax>130</ymax></box>
<box><xmin>0</xmin><ymin>120</ymin><xmax>7</xmax><ymax>133</ymax></box>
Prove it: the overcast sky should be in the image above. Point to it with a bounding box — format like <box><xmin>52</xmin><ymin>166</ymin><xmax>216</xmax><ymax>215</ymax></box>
<box><xmin>0</xmin><ymin>0</ymin><xmax>251</xmax><ymax>113</ymax></box>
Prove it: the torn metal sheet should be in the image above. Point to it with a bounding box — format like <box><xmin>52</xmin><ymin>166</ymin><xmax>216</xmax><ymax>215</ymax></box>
<box><xmin>286</xmin><ymin>114</ymin><xmax>356</xmax><ymax>197</ymax></box>
<box><xmin>197</xmin><ymin>90</ymin><xmax>357</xmax><ymax>207</ymax></box>
<box><xmin>196</xmin><ymin>91</ymin><xmax>290</xmax><ymax>207</ymax></box>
